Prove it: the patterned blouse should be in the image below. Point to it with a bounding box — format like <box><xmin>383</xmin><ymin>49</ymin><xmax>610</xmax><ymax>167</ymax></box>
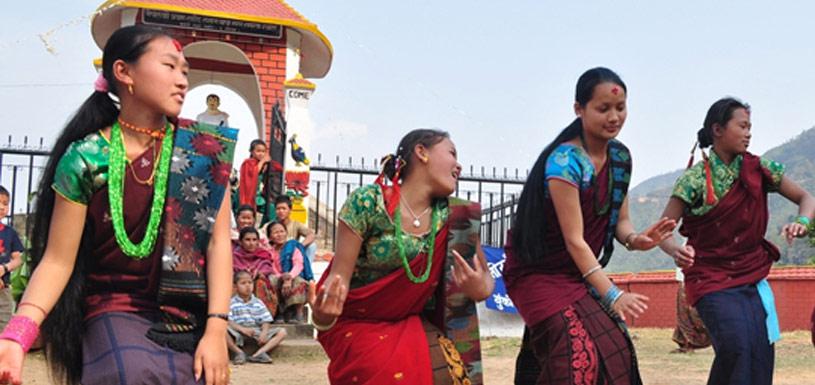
<box><xmin>545</xmin><ymin>143</ymin><xmax>596</xmax><ymax>191</ymax></box>
<box><xmin>50</xmin><ymin>130</ymin><xmax>165</xmax><ymax>319</ymax></box>
<box><xmin>339</xmin><ymin>184</ymin><xmax>449</xmax><ymax>289</ymax></box>
<box><xmin>672</xmin><ymin>151</ymin><xmax>785</xmax><ymax>216</ymax></box>
<box><xmin>52</xmin><ymin>131</ymin><xmax>110</xmax><ymax>204</ymax></box>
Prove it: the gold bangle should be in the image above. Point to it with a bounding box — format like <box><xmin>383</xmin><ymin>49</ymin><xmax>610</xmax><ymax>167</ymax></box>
<box><xmin>312</xmin><ymin>316</ymin><xmax>337</xmax><ymax>332</ymax></box>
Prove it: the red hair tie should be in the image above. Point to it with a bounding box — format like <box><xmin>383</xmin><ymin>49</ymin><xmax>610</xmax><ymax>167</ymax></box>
<box><xmin>375</xmin><ymin>154</ymin><xmax>405</xmax><ymax>217</ymax></box>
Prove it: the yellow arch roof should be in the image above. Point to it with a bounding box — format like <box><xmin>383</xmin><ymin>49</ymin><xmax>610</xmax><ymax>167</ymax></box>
<box><xmin>92</xmin><ymin>0</ymin><xmax>333</xmax><ymax>78</ymax></box>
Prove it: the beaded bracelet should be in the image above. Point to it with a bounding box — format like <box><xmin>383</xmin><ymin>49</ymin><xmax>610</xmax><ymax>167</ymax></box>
<box><xmin>601</xmin><ymin>284</ymin><xmax>625</xmax><ymax>309</ymax></box>
<box><xmin>0</xmin><ymin>315</ymin><xmax>39</xmax><ymax>353</ymax></box>
<box><xmin>795</xmin><ymin>216</ymin><xmax>811</xmax><ymax>227</ymax></box>
<box><xmin>312</xmin><ymin>316</ymin><xmax>337</xmax><ymax>332</ymax></box>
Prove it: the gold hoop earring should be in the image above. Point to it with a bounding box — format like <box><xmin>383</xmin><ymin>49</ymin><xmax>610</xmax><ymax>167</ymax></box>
<box><xmin>128</xmin><ymin>84</ymin><xmax>134</xmax><ymax>95</ymax></box>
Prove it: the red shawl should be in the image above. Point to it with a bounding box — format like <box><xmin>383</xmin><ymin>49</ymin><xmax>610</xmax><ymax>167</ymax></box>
<box><xmin>238</xmin><ymin>157</ymin><xmax>259</xmax><ymax>209</ymax></box>
<box><xmin>679</xmin><ymin>153</ymin><xmax>779</xmax><ymax>305</ymax></box>
<box><xmin>232</xmin><ymin>245</ymin><xmax>279</xmax><ymax>277</ymax></box>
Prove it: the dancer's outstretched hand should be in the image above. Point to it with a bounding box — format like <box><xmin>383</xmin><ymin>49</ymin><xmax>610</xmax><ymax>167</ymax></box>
<box><xmin>0</xmin><ymin>339</ymin><xmax>25</xmax><ymax>385</ymax></box>
<box><xmin>612</xmin><ymin>292</ymin><xmax>649</xmax><ymax>322</ymax></box>
<box><xmin>451</xmin><ymin>250</ymin><xmax>494</xmax><ymax>301</ymax></box>
<box><xmin>309</xmin><ymin>274</ymin><xmax>348</xmax><ymax>328</ymax></box>
<box><xmin>630</xmin><ymin>217</ymin><xmax>677</xmax><ymax>251</ymax></box>
<box><xmin>781</xmin><ymin>222</ymin><xmax>809</xmax><ymax>245</ymax></box>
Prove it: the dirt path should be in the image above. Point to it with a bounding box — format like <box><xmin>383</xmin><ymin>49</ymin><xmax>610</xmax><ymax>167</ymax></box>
<box><xmin>20</xmin><ymin>329</ymin><xmax>815</xmax><ymax>384</ymax></box>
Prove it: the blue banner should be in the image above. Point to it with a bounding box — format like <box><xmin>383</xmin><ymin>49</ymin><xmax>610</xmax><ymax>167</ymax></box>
<box><xmin>482</xmin><ymin>245</ymin><xmax>517</xmax><ymax>314</ymax></box>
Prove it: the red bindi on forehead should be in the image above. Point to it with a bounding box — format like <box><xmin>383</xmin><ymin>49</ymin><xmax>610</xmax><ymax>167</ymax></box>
<box><xmin>611</xmin><ymin>86</ymin><xmax>620</xmax><ymax>95</ymax></box>
<box><xmin>172</xmin><ymin>39</ymin><xmax>183</xmax><ymax>52</ymax></box>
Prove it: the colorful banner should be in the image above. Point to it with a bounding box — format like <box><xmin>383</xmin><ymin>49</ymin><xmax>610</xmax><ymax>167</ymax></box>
<box><xmin>482</xmin><ymin>245</ymin><xmax>517</xmax><ymax>314</ymax></box>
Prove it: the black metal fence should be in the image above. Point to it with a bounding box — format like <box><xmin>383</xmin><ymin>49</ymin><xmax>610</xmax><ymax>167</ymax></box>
<box><xmin>0</xmin><ymin>140</ymin><xmax>529</xmax><ymax>249</ymax></box>
<box><xmin>307</xmin><ymin>154</ymin><xmax>527</xmax><ymax>249</ymax></box>
<box><xmin>0</xmin><ymin>136</ymin><xmax>50</xmax><ymax>237</ymax></box>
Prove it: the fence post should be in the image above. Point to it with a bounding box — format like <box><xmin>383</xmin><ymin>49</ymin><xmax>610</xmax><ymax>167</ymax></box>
<box><xmin>314</xmin><ymin>181</ymin><xmax>321</xmax><ymax>235</ymax></box>
<box><xmin>10</xmin><ymin>167</ymin><xmax>18</xmax><ymax>226</ymax></box>
<box><xmin>500</xmin><ymin>182</ymin><xmax>505</xmax><ymax>245</ymax></box>
<box><xmin>332</xmin><ymin>171</ymin><xmax>338</xmax><ymax>250</ymax></box>
<box><xmin>488</xmin><ymin>193</ymin><xmax>494</xmax><ymax>246</ymax></box>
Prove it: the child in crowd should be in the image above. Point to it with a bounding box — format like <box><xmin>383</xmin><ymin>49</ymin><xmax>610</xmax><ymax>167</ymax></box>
<box><xmin>0</xmin><ymin>186</ymin><xmax>23</xmax><ymax>330</ymax></box>
<box><xmin>239</xmin><ymin>140</ymin><xmax>271</xmax><ymax>222</ymax></box>
<box><xmin>228</xmin><ymin>270</ymin><xmax>287</xmax><ymax>364</ymax></box>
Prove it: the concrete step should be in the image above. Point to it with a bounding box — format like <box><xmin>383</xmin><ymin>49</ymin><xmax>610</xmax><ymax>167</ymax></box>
<box><xmin>269</xmin><ymin>338</ymin><xmax>324</xmax><ymax>359</ymax></box>
<box><xmin>275</xmin><ymin>322</ymin><xmax>315</xmax><ymax>339</ymax></box>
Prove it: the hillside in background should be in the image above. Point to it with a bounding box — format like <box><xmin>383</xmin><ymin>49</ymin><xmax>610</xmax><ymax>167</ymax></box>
<box><xmin>606</xmin><ymin>126</ymin><xmax>815</xmax><ymax>272</ymax></box>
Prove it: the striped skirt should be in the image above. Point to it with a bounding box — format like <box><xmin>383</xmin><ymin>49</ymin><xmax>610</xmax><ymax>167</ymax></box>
<box><xmin>82</xmin><ymin>312</ymin><xmax>202</xmax><ymax>385</ymax></box>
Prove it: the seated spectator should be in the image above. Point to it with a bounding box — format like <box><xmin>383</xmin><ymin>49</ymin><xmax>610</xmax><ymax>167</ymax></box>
<box><xmin>233</xmin><ymin>227</ymin><xmax>279</xmax><ymax>316</ymax></box>
<box><xmin>227</xmin><ymin>270</ymin><xmax>287</xmax><ymax>364</ymax></box>
<box><xmin>266</xmin><ymin>222</ymin><xmax>309</xmax><ymax>323</ymax></box>
<box><xmin>231</xmin><ymin>205</ymin><xmax>268</xmax><ymax>246</ymax></box>
<box><xmin>273</xmin><ymin>195</ymin><xmax>317</xmax><ymax>263</ymax></box>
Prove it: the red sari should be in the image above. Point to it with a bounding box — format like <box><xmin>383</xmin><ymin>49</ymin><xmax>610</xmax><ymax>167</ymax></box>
<box><xmin>317</xmin><ymin>226</ymin><xmax>450</xmax><ymax>385</ymax></box>
<box><xmin>316</xmin><ymin>189</ymin><xmax>484</xmax><ymax>385</ymax></box>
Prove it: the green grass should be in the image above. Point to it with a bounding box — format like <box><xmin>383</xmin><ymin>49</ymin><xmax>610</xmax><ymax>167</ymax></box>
<box><xmin>481</xmin><ymin>328</ymin><xmax>815</xmax><ymax>385</ymax></box>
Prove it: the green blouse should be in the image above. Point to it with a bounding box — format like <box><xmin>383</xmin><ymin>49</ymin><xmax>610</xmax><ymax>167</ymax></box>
<box><xmin>339</xmin><ymin>184</ymin><xmax>450</xmax><ymax>288</ymax></box>
<box><xmin>672</xmin><ymin>151</ymin><xmax>785</xmax><ymax>216</ymax></box>
<box><xmin>52</xmin><ymin>131</ymin><xmax>111</xmax><ymax>205</ymax></box>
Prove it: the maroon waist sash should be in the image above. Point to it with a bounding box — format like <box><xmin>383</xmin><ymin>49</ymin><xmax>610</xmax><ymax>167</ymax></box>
<box><xmin>679</xmin><ymin>153</ymin><xmax>779</xmax><ymax>305</ymax></box>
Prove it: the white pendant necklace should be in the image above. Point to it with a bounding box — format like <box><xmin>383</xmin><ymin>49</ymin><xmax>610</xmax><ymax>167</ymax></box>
<box><xmin>400</xmin><ymin>194</ymin><xmax>431</xmax><ymax>228</ymax></box>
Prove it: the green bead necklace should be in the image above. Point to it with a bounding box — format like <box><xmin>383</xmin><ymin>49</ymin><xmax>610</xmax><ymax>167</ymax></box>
<box><xmin>394</xmin><ymin>203</ymin><xmax>439</xmax><ymax>284</ymax></box>
<box><xmin>109</xmin><ymin>121</ymin><xmax>174</xmax><ymax>259</ymax></box>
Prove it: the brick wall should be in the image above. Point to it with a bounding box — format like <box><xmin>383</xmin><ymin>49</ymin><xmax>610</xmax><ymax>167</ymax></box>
<box><xmin>166</xmin><ymin>28</ymin><xmax>287</xmax><ymax>143</ymax></box>
<box><xmin>609</xmin><ymin>268</ymin><xmax>815</xmax><ymax>331</ymax></box>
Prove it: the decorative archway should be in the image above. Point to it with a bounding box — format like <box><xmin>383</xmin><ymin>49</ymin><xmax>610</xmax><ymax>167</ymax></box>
<box><xmin>90</xmin><ymin>0</ymin><xmax>333</xmax><ymax>223</ymax></box>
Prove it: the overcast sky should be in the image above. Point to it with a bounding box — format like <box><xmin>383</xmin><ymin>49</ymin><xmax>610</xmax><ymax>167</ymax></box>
<box><xmin>2</xmin><ymin>1</ymin><xmax>814</xmax><ymax>187</ymax></box>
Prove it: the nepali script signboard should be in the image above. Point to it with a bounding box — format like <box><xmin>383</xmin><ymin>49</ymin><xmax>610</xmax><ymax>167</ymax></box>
<box><xmin>482</xmin><ymin>245</ymin><xmax>517</xmax><ymax>314</ymax></box>
<box><xmin>142</xmin><ymin>10</ymin><xmax>284</xmax><ymax>39</ymax></box>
